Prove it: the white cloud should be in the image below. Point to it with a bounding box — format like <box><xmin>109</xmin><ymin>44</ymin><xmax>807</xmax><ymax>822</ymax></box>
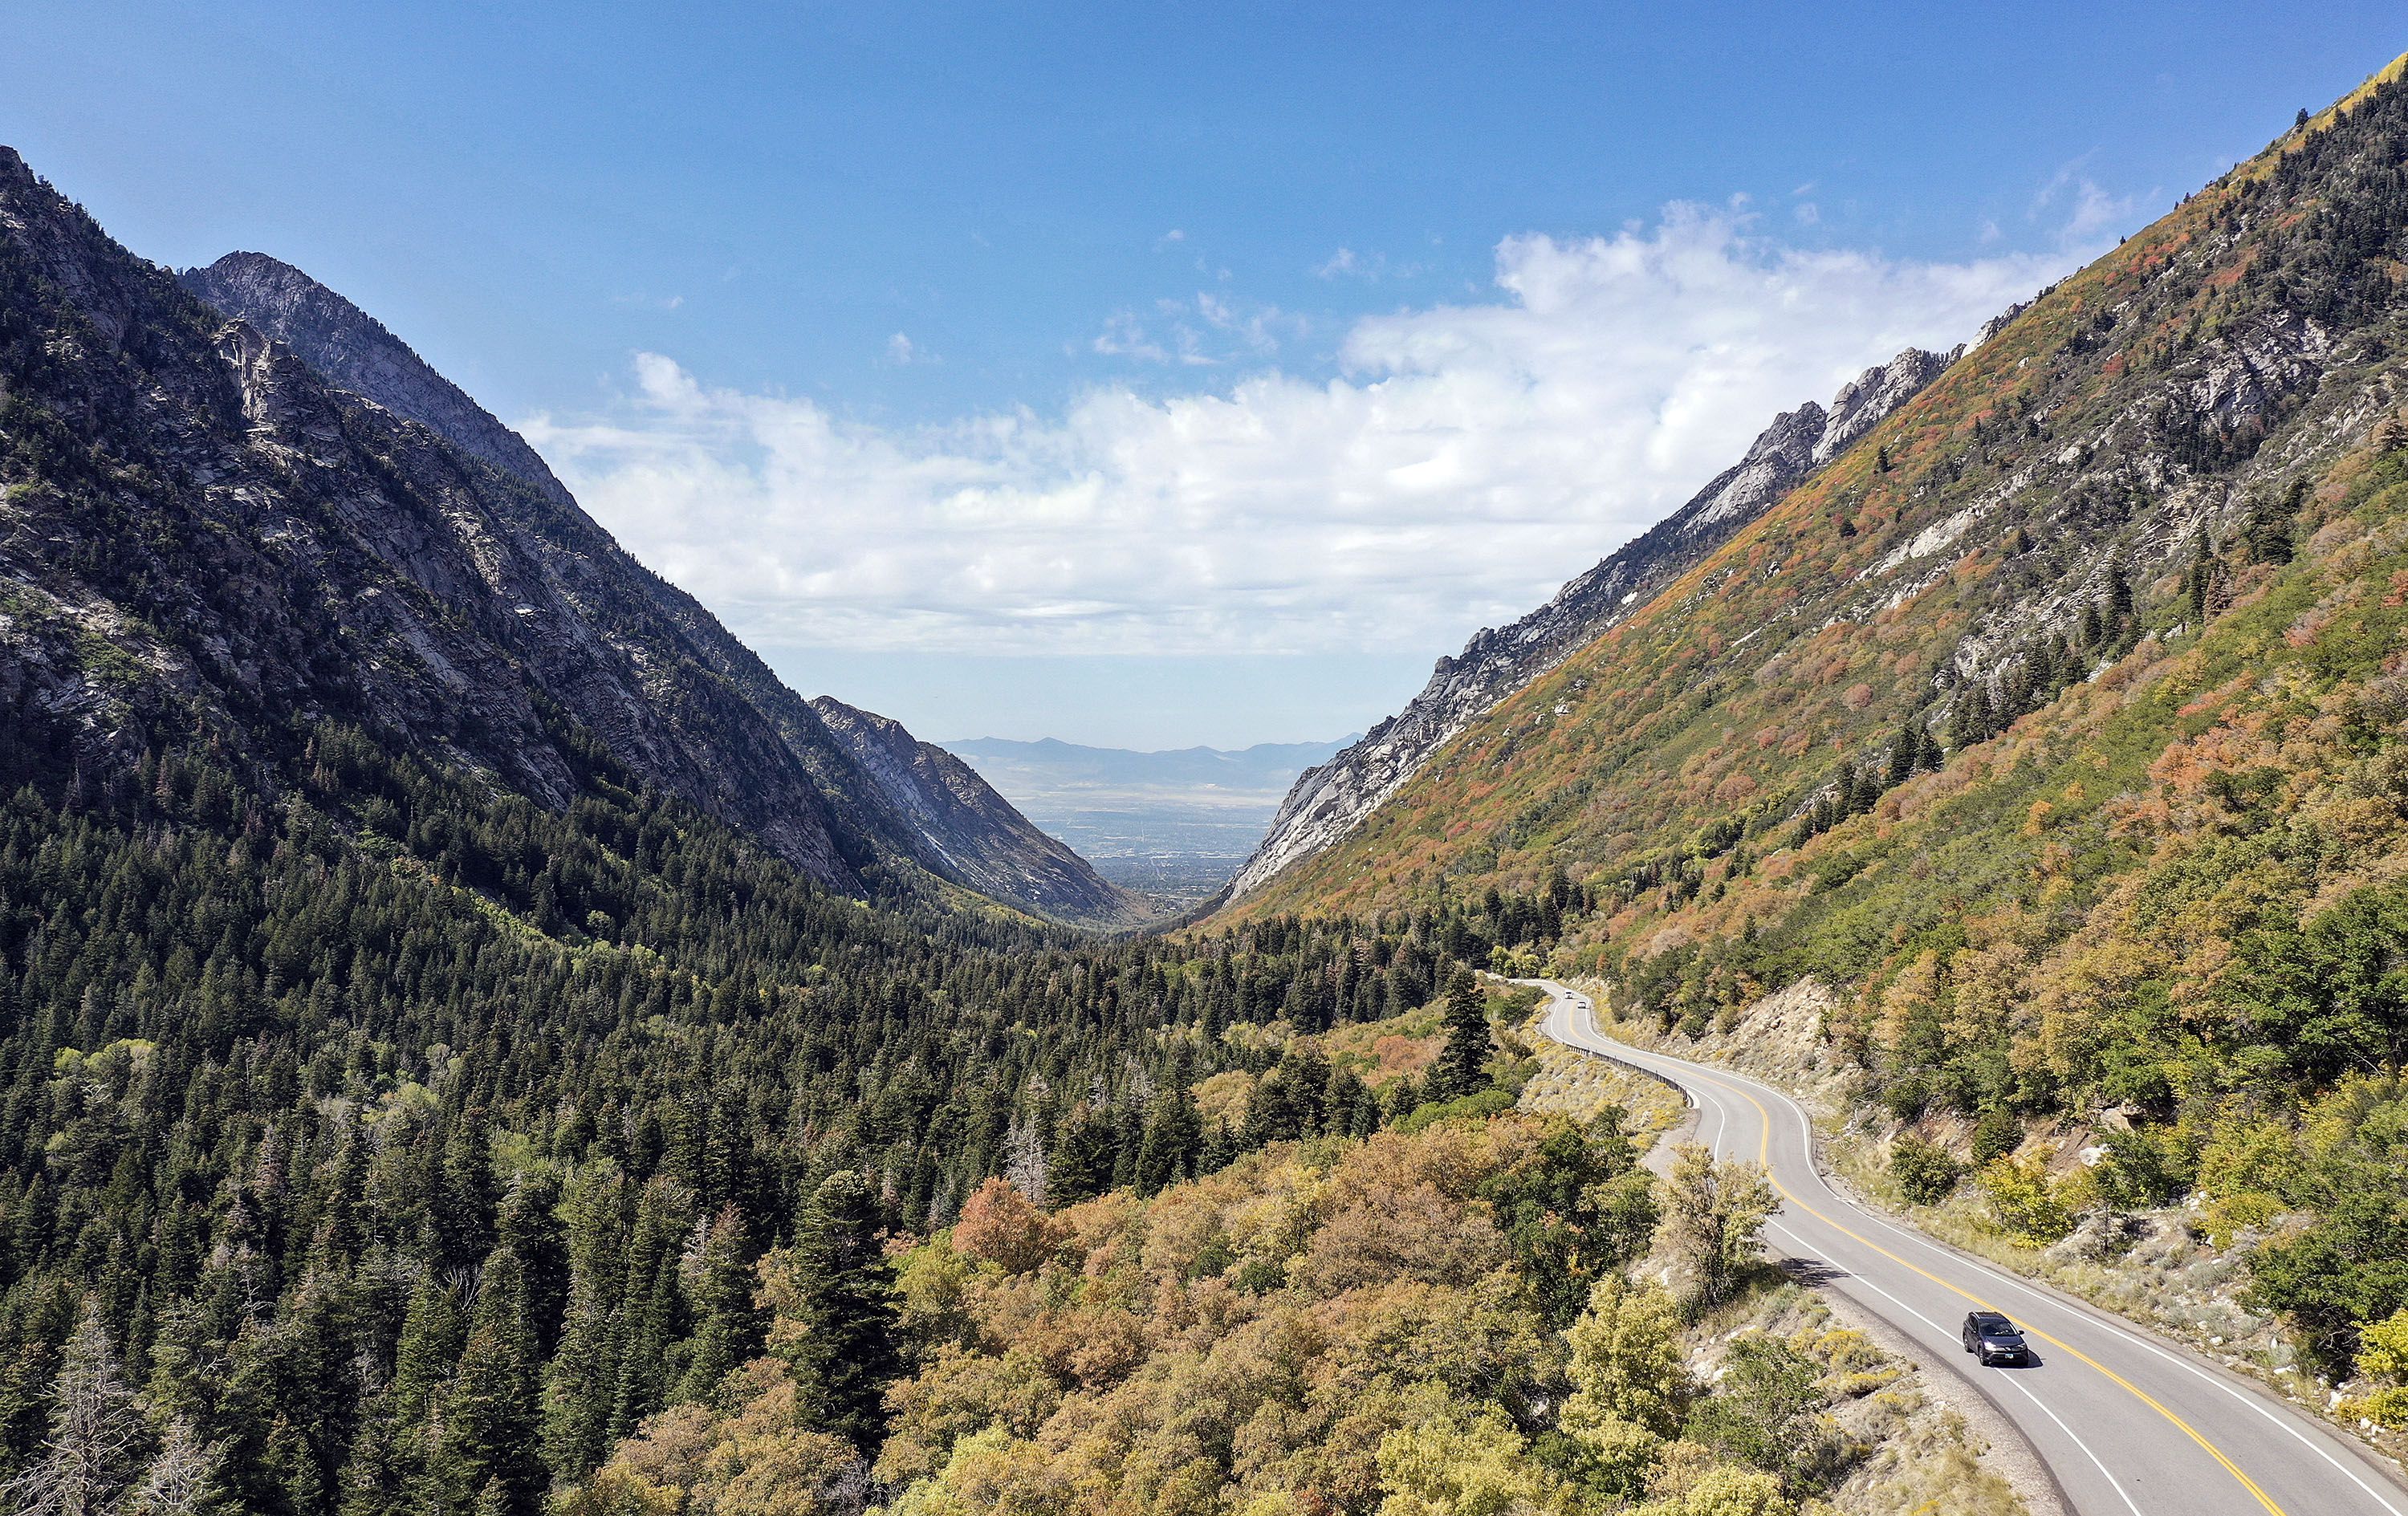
<box><xmin>2028</xmin><ymin>162</ymin><xmax>2152</xmax><ymax>248</ymax></box>
<box><xmin>523</xmin><ymin>205</ymin><xmax>2084</xmax><ymax>660</ymax></box>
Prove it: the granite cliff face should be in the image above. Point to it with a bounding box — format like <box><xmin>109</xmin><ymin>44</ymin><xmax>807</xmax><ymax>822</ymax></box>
<box><xmin>180</xmin><ymin>251</ymin><xmax>577</xmax><ymax>509</ymax></box>
<box><xmin>1223</xmin><ymin>346</ymin><xmax>1955</xmax><ymax>900</ymax></box>
<box><xmin>0</xmin><ymin>148</ymin><xmax>1142</xmax><ymax>925</ymax></box>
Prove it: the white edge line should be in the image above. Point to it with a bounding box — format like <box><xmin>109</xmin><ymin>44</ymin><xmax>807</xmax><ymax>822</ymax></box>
<box><xmin>1549</xmin><ymin>985</ymin><xmax>2407</xmax><ymax>1516</ymax></box>
<box><xmin>1786</xmin><ymin>1230</ymin><xmax>2148</xmax><ymax>1516</ymax></box>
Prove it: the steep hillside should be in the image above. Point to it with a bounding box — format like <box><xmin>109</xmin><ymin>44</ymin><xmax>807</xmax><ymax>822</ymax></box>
<box><xmin>0</xmin><ymin>152</ymin><xmax>1133</xmax><ymax>923</ymax></box>
<box><xmin>1230</xmin><ymin>55</ymin><xmax>2408</xmax><ymax>929</ymax></box>
<box><xmin>1222</xmin><ymin>51</ymin><xmax>2408</xmax><ymax>1392</ymax></box>
<box><xmin>811</xmin><ymin>697</ymin><xmax>1157</xmax><ymax>926</ymax></box>
<box><xmin>181</xmin><ymin>250</ymin><xmax>1145</xmax><ymax>926</ymax></box>
<box><xmin>1224</xmin><ymin>346</ymin><xmax>1957</xmax><ymax>900</ymax></box>
<box><xmin>179</xmin><ymin>250</ymin><xmax>578</xmax><ymax>510</ymax></box>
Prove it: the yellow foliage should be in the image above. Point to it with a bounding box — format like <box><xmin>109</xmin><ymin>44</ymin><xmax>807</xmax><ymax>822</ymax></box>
<box><xmin>2343</xmin><ymin>1308</ymin><xmax>2408</xmax><ymax>1428</ymax></box>
<box><xmin>882</xmin><ymin>1427</ymin><xmax>1075</xmax><ymax>1516</ymax></box>
<box><xmin>1632</xmin><ymin>1465</ymin><xmax>1795</xmax><ymax>1516</ymax></box>
<box><xmin>571</xmin><ymin>1365</ymin><xmax>864</xmax><ymax>1516</ymax></box>
<box><xmin>1373</xmin><ymin>1404</ymin><xmax>1546</xmax><ymax>1516</ymax></box>
<box><xmin>1974</xmin><ymin>1156</ymin><xmax>2074</xmax><ymax>1246</ymax></box>
<box><xmin>1562</xmin><ymin>1274</ymin><xmax>1689</xmax><ymax>1437</ymax></box>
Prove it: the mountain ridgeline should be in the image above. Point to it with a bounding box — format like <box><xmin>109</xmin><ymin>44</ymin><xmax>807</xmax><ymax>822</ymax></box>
<box><xmin>1224</xmin><ymin>343</ymin><xmax>1961</xmax><ymax>900</ymax></box>
<box><xmin>1223</xmin><ymin>56</ymin><xmax>2408</xmax><ymax>926</ymax></box>
<box><xmin>4</xmin><ymin>226</ymin><xmax>1138</xmax><ymax>927</ymax></box>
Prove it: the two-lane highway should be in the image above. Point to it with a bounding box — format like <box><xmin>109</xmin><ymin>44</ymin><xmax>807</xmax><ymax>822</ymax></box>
<box><xmin>1519</xmin><ymin>977</ymin><xmax>2408</xmax><ymax>1516</ymax></box>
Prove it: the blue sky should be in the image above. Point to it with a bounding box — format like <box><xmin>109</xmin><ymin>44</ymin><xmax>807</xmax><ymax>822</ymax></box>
<box><xmin>9</xmin><ymin>3</ymin><xmax>2405</xmax><ymax>747</ymax></box>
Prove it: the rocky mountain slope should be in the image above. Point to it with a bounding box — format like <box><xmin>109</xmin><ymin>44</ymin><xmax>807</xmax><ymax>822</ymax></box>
<box><xmin>179</xmin><ymin>251</ymin><xmax>579</xmax><ymax>510</ymax></box>
<box><xmin>807</xmin><ymin>696</ymin><xmax>1157</xmax><ymax>923</ymax></box>
<box><xmin>1222</xmin><ymin>53</ymin><xmax>2408</xmax><ymax>927</ymax></box>
<box><xmin>0</xmin><ymin>148</ymin><xmax>1142</xmax><ymax>926</ymax></box>
<box><xmin>1225</xmin><ymin>346</ymin><xmax>1959</xmax><ymax>900</ymax></box>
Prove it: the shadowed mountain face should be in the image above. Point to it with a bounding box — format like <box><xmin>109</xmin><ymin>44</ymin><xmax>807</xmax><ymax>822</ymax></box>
<box><xmin>810</xmin><ymin>701</ymin><xmax>1163</xmax><ymax>925</ymax></box>
<box><xmin>1224</xmin><ymin>344</ymin><xmax>1959</xmax><ymax>901</ymax></box>
<box><xmin>0</xmin><ymin>151</ymin><xmax>1139</xmax><ymax>925</ymax></box>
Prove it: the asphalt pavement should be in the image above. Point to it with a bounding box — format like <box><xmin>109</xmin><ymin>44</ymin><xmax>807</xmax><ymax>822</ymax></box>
<box><xmin>1520</xmin><ymin>976</ymin><xmax>2408</xmax><ymax>1516</ymax></box>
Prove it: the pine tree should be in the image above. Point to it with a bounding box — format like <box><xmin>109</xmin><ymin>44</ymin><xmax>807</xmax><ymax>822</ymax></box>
<box><xmin>1845</xmin><ymin>763</ymin><xmax>1881</xmax><ymax>815</ymax></box>
<box><xmin>390</xmin><ymin>1271</ymin><xmax>464</xmax><ymax>1439</ymax></box>
<box><xmin>1133</xmin><ymin>1087</ymin><xmax>1203</xmax><ymax>1194</ymax></box>
<box><xmin>1885</xmin><ymin>721</ymin><xmax>1919</xmax><ymax>785</ymax></box>
<box><xmin>783</xmin><ymin>1171</ymin><xmax>900</xmax><ymax>1452</ymax></box>
<box><xmin>1434</xmin><ymin>972</ymin><xmax>1494</xmax><ymax>1099</ymax></box>
<box><xmin>497</xmin><ymin>1172</ymin><xmax>568</xmax><ymax>1360</ymax></box>
<box><xmin>438</xmin><ymin>1248</ymin><xmax>542</xmax><ymax>1514</ymax></box>
<box><xmin>1047</xmin><ymin>1110</ymin><xmax>1116</xmax><ymax>1207</ymax></box>
<box><xmin>335</xmin><ymin>1405</ymin><xmax>405</xmax><ymax>1516</ymax></box>
<box><xmin>606</xmin><ymin>1178</ymin><xmax>690</xmax><ymax>1442</ymax></box>
<box><xmin>1915</xmin><ymin>721</ymin><xmax>1944</xmax><ymax>773</ymax></box>
<box><xmin>541</xmin><ymin>1170</ymin><xmax>624</xmax><ymax>1483</ymax></box>
<box><xmin>672</xmin><ymin>1206</ymin><xmax>761</xmax><ymax>1408</ymax></box>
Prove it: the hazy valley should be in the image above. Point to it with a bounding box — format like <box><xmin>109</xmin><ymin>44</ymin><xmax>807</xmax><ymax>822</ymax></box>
<box><xmin>944</xmin><ymin>735</ymin><xmax>1350</xmax><ymax>901</ymax></box>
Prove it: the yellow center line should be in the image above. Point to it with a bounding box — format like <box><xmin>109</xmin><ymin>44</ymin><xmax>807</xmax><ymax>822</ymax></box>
<box><xmin>1563</xmin><ymin>998</ymin><xmax>2292</xmax><ymax>1516</ymax></box>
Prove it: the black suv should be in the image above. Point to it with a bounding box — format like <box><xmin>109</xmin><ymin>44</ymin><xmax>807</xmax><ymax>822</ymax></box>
<box><xmin>1962</xmin><ymin>1311</ymin><xmax>2030</xmax><ymax>1365</ymax></box>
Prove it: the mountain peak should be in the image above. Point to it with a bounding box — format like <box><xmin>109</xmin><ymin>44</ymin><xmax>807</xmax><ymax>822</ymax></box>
<box><xmin>1</xmin><ymin>151</ymin><xmax>1137</xmax><ymax>926</ymax></box>
<box><xmin>178</xmin><ymin>248</ymin><xmax>575</xmax><ymax>506</ymax></box>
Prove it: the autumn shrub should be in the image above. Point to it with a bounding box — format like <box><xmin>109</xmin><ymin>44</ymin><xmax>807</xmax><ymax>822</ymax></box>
<box><xmin>1656</xmin><ymin>1145</ymin><xmax>1775</xmax><ymax>1307</ymax></box>
<box><xmin>565</xmin><ymin>1112</ymin><xmax>1955</xmax><ymax>1516</ymax></box>
<box><xmin>1974</xmin><ymin>1156</ymin><xmax>2075</xmax><ymax>1246</ymax></box>
<box><xmin>951</xmin><ymin>1177</ymin><xmax>1057</xmax><ymax>1274</ymax></box>
<box><xmin>1683</xmin><ymin>1336</ymin><xmax>1845</xmax><ymax>1495</ymax></box>
<box><xmin>2342</xmin><ymin>1307</ymin><xmax>2408</xmax><ymax>1428</ymax></box>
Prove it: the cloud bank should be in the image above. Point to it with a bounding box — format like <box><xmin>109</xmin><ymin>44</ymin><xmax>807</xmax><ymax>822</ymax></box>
<box><xmin>522</xmin><ymin>206</ymin><xmax>2085</xmax><ymax>660</ymax></box>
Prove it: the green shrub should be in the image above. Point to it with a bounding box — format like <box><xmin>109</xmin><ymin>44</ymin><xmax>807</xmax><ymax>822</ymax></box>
<box><xmin>1889</xmin><ymin>1136</ymin><xmax>1963</xmax><ymax>1205</ymax></box>
<box><xmin>1969</xmin><ymin>1108</ymin><xmax>2020</xmax><ymax>1166</ymax></box>
<box><xmin>1975</xmin><ymin>1156</ymin><xmax>2075</xmax><ymax>1246</ymax></box>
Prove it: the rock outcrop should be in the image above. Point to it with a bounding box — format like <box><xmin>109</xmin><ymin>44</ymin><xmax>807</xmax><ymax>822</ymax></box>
<box><xmin>180</xmin><ymin>251</ymin><xmax>577</xmax><ymax>509</ymax></box>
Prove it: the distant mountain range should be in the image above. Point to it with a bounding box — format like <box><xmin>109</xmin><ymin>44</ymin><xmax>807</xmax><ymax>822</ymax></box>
<box><xmin>944</xmin><ymin>735</ymin><xmax>1351</xmax><ymax>900</ymax></box>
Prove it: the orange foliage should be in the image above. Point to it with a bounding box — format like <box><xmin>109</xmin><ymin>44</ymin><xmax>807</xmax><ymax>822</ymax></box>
<box><xmin>954</xmin><ymin>1178</ymin><xmax>1056</xmax><ymax>1274</ymax></box>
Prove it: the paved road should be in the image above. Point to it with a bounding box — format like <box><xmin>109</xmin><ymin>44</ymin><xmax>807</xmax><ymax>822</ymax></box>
<box><xmin>1520</xmin><ymin>977</ymin><xmax>2408</xmax><ymax>1516</ymax></box>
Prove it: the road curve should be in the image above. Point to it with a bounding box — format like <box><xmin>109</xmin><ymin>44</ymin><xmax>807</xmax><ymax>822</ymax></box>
<box><xmin>1518</xmin><ymin>977</ymin><xmax>2408</xmax><ymax>1516</ymax></box>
